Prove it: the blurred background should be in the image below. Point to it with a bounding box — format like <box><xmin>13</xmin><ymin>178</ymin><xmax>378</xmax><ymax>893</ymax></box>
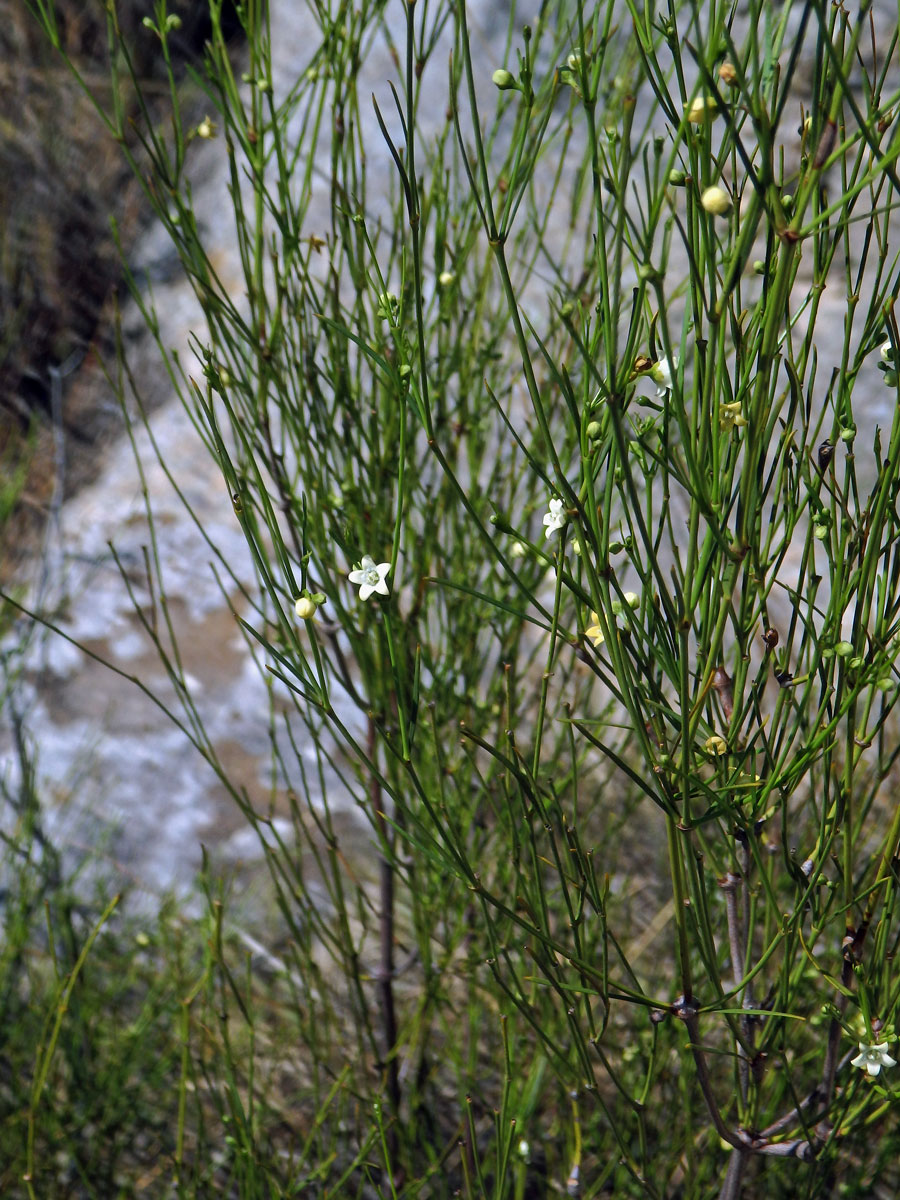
<box><xmin>0</xmin><ymin>0</ymin><xmax>241</xmax><ymax>570</ymax></box>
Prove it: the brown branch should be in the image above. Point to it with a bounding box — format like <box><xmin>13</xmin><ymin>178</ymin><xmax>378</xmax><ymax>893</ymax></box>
<box><xmin>367</xmin><ymin>716</ymin><xmax>402</xmax><ymax>1174</ymax></box>
<box><xmin>677</xmin><ymin>1005</ymin><xmax>744</xmax><ymax>1151</ymax></box>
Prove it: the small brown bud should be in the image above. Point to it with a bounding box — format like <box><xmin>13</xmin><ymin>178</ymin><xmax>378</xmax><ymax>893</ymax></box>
<box><xmin>813</xmin><ymin>119</ymin><xmax>837</xmax><ymax>169</ymax></box>
<box><xmin>712</xmin><ymin>666</ymin><xmax>734</xmax><ymax>720</ymax></box>
<box><xmin>751</xmin><ymin>1052</ymin><xmax>769</xmax><ymax>1084</ymax></box>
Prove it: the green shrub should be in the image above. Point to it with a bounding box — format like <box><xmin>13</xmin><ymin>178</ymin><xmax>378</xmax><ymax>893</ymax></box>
<box><xmin>16</xmin><ymin>0</ymin><xmax>900</xmax><ymax>1195</ymax></box>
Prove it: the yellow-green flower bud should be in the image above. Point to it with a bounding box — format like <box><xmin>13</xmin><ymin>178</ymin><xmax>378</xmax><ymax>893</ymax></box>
<box><xmin>701</xmin><ymin>185</ymin><xmax>732</xmax><ymax>215</ymax></box>
<box><xmin>686</xmin><ymin>96</ymin><xmax>717</xmax><ymax>123</ymax></box>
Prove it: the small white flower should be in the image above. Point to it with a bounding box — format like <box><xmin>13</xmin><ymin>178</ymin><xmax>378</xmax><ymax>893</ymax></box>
<box><xmin>294</xmin><ymin>596</ymin><xmax>317</xmax><ymax>620</ymax></box>
<box><xmin>611</xmin><ymin>591</ymin><xmax>640</xmax><ymax>627</ymax></box>
<box><xmin>650</xmin><ymin>355</ymin><xmax>677</xmax><ymax>395</ymax></box>
<box><xmin>542</xmin><ymin>497</ymin><xmax>566</xmax><ymax>539</ymax></box>
<box><xmin>348</xmin><ymin>555</ymin><xmax>391</xmax><ymax>601</ymax></box>
<box><xmin>851</xmin><ymin>1041</ymin><xmax>896</xmax><ymax>1077</ymax></box>
<box><xmin>881</xmin><ymin>339</ymin><xmax>894</xmax><ymax>363</ymax></box>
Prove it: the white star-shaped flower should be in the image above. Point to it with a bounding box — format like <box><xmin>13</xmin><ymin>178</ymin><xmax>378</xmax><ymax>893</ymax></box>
<box><xmin>650</xmin><ymin>355</ymin><xmax>678</xmax><ymax>396</ymax></box>
<box><xmin>851</xmin><ymin>1041</ymin><xmax>896</xmax><ymax>1077</ymax></box>
<box><xmin>542</xmin><ymin>497</ymin><xmax>566</xmax><ymax>539</ymax></box>
<box><xmin>348</xmin><ymin>555</ymin><xmax>391</xmax><ymax>601</ymax></box>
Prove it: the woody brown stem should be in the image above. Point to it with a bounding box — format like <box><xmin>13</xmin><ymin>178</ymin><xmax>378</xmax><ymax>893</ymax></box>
<box><xmin>368</xmin><ymin>716</ymin><xmax>401</xmax><ymax>1170</ymax></box>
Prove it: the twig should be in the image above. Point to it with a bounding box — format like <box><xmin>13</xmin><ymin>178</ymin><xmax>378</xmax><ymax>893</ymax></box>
<box><xmin>368</xmin><ymin>715</ymin><xmax>402</xmax><ymax>1177</ymax></box>
<box><xmin>677</xmin><ymin>1004</ymin><xmax>744</xmax><ymax>1151</ymax></box>
<box><xmin>718</xmin><ymin>1147</ymin><xmax>747</xmax><ymax>1200</ymax></box>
